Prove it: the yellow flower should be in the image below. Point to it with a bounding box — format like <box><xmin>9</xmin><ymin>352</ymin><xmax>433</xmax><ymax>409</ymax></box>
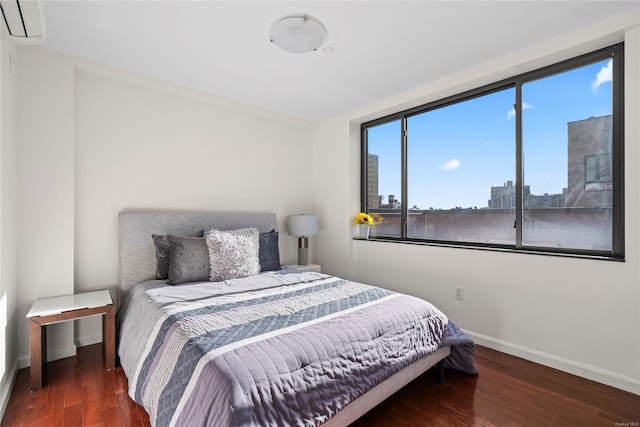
<box><xmin>354</xmin><ymin>212</ymin><xmax>376</xmax><ymax>226</ymax></box>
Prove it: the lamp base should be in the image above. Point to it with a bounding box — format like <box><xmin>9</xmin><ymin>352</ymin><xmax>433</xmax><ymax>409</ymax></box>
<box><xmin>297</xmin><ymin>237</ymin><xmax>309</xmax><ymax>265</ymax></box>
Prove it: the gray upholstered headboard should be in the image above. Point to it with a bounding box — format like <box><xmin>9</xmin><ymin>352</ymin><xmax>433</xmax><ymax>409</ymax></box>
<box><xmin>118</xmin><ymin>209</ymin><xmax>277</xmax><ymax>298</ymax></box>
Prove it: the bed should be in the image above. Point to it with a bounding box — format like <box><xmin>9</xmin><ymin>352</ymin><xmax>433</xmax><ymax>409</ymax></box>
<box><xmin>116</xmin><ymin>209</ymin><xmax>476</xmax><ymax>427</ymax></box>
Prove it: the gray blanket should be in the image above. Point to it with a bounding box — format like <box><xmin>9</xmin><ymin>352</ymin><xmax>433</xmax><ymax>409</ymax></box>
<box><xmin>117</xmin><ymin>271</ymin><xmax>476</xmax><ymax>427</ymax></box>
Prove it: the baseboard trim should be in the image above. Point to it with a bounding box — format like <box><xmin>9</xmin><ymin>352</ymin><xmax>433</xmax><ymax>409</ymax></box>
<box><xmin>18</xmin><ymin>344</ymin><xmax>77</xmax><ymax>369</ymax></box>
<box><xmin>75</xmin><ymin>333</ymin><xmax>103</xmax><ymax>348</ymax></box>
<box><xmin>0</xmin><ymin>359</ymin><xmax>18</xmax><ymax>422</ymax></box>
<box><xmin>466</xmin><ymin>330</ymin><xmax>640</xmax><ymax>395</ymax></box>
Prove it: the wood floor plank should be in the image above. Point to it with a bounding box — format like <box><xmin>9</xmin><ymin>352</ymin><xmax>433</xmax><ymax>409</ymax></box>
<box><xmin>62</xmin><ymin>376</ymin><xmax>82</xmax><ymax>410</ymax></box>
<box><xmin>43</xmin><ymin>375</ymin><xmax>65</xmax><ymax>426</ymax></box>
<box><xmin>100</xmin><ymin>406</ymin><xmax>124</xmax><ymax>427</ymax></box>
<box><xmin>82</xmin><ymin>396</ymin><xmax>102</xmax><ymax>427</ymax></box>
<box><xmin>97</xmin><ymin>370</ymin><xmax>118</xmax><ymax>411</ymax></box>
<box><xmin>26</xmin><ymin>388</ymin><xmax>48</xmax><ymax>410</ymax></box>
<box><xmin>2</xmin><ymin>344</ymin><xmax>639</xmax><ymax>426</ymax></box>
<box><xmin>110</xmin><ymin>369</ymin><xmax>128</xmax><ymax>396</ymax></box>
<box><xmin>135</xmin><ymin>405</ymin><xmax>152</xmax><ymax>427</ymax></box>
<box><xmin>115</xmin><ymin>392</ymin><xmax>144</xmax><ymax>427</ymax></box>
<box><xmin>62</xmin><ymin>403</ymin><xmax>82</xmax><ymax>427</ymax></box>
<box><xmin>23</xmin><ymin>404</ymin><xmax>46</xmax><ymax>427</ymax></box>
<box><xmin>1</xmin><ymin>403</ymin><xmax>27</xmax><ymax>427</ymax></box>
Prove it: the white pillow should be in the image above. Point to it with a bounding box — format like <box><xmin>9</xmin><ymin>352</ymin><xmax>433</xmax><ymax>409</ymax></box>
<box><xmin>206</xmin><ymin>227</ymin><xmax>260</xmax><ymax>282</ymax></box>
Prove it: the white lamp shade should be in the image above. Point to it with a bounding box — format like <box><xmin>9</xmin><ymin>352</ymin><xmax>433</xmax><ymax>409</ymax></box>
<box><xmin>287</xmin><ymin>214</ymin><xmax>318</xmax><ymax>237</ymax></box>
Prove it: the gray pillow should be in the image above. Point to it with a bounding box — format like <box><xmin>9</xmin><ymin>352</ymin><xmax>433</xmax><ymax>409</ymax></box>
<box><xmin>167</xmin><ymin>235</ymin><xmax>210</xmax><ymax>285</ymax></box>
<box><xmin>152</xmin><ymin>229</ymin><xmax>204</xmax><ymax>279</ymax></box>
<box><xmin>259</xmin><ymin>230</ymin><xmax>281</xmax><ymax>272</ymax></box>
<box><xmin>206</xmin><ymin>228</ymin><xmax>260</xmax><ymax>282</ymax></box>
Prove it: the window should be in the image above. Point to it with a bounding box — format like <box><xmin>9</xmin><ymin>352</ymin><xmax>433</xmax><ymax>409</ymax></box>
<box><xmin>584</xmin><ymin>153</ymin><xmax>612</xmax><ymax>189</ymax></box>
<box><xmin>361</xmin><ymin>44</ymin><xmax>624</xmax><ymax>259</ymax></box>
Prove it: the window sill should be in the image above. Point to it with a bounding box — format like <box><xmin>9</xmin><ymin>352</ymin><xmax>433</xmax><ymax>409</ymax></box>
<box><xmin>353</xmin><ymin>236</ymin><xmax>625</xmax><ymax>262</ymax></box>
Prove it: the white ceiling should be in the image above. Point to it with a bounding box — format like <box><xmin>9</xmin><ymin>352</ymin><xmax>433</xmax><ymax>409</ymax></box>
<box><xmin>40</xmin><ymin>1</ymin><xmax>638</xmax><ymax>123</ymax></box>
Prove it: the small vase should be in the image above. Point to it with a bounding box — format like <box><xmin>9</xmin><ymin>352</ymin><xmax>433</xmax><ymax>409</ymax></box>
<box><xmin>358</xmin><ymin>224</ymin><xmax>370</xmax><ymax>239</ymax></box>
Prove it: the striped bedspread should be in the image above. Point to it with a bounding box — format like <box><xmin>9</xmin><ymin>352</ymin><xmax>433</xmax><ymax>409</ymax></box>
<box><xmin>117</xmin><ymin>271</ymin><xmax>451</xmax><ymax>427</ymax></box>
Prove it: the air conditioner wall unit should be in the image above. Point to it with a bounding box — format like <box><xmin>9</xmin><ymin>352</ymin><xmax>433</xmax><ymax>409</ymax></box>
<box><xmin>0</xmin><ymin>0</ymin><xmax>46</xmax><ymax>45</ymax></box>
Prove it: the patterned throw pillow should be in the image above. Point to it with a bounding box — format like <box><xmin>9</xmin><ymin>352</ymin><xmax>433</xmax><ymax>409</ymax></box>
<box><xmin>206</xmin><ymin>228</ymin><xmax>260</xmax><ymax>282</ymax></box>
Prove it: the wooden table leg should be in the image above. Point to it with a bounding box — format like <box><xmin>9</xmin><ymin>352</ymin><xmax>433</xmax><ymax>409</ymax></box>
<box><xmin>29</xmin><ymin>319</ymin><xmax>46</xmax><ymax>391</ymax></box>
<box><xmin>103</xmin><ymin>305</ymin><xmax>116</xmax><ymax>370</ymax></box>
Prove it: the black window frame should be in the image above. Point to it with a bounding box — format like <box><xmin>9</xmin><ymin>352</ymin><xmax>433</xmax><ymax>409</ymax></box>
<box><xmin>360</xmin><ymin>43</ymin><xmax>624</xmax><ymax>261</ymax></box>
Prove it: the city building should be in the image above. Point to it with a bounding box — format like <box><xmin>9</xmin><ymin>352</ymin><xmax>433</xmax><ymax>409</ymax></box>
<box><xmin>565</xmin><ymin>115</ymin><xmax>613</xmax><ymax>208</ymax></box>
<box><xmin>367</xmin><ymin>154</ymin><xmax>379</xmax><ymax>209</ymax></box>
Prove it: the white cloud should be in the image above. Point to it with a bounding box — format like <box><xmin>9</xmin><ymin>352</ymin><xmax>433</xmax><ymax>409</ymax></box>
<box><xmin>591</xmin><ymin>59</ymin><xmax>612</xmax><ymax>92</ymax></box>
<box><xmin>439</xmin><ymin>158</ymin><xmax>461</xmax><ymax>171</ymax></box>
<box><xmin>506</xmin><ymin>102</ymin><xmax>533</xmax><ymax>120</ymax></box>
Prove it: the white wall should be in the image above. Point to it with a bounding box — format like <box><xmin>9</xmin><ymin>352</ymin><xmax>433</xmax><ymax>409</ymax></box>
<box><xmin>16</xmin><ymin>47</ymin><xmax>76</xmax><ymax>366</ymax></box>
<box><xmin>16</xmin><ymin>48</ymin><xmax>316</xmax><ymax>363</ymax></box>
<box><xmin>0</xmin><ymin>40</ymin><xmax>19</xmax><ymax>419</ymax></box>
<box><xmin>312</xmin><ymin>17</ymin><xmax>640</xmax><ymax>393</ymax></box>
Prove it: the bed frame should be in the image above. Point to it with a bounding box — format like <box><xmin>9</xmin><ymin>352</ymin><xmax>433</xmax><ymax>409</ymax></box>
<box><xmin>118</xmin><ymin>209</ymin><xmax>450</xmax><ymax>426</ymax></box>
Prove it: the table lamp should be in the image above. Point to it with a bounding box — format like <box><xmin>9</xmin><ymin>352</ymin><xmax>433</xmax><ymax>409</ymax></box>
<box><xmin>286</xmin><ymin>214</ymin><xmax>318</xmax><ymax>265</ymax></box>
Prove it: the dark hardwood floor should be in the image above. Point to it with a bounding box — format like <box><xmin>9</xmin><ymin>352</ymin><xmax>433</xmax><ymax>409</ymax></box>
<box><xmin>2</xmin><ymin>344</ymin><xmax>639</xmax><ymax>426</ymax></box>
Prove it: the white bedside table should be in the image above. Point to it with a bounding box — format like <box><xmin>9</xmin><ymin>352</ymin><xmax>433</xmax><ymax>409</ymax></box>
<box><xmin>26</xmin><ymin>289</ymin><xmax>115</xmax><ymax>391</ymax></box>
<box><xmin>282</xmin><ymin>263</ymin><xmax>321</xmax><ymax>273</ymax></box>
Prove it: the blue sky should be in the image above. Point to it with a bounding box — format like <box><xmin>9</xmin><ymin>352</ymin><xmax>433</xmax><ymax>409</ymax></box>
<box><xmin>368</xmin><ymin>58</ymin><xmax>613</xmax><ymax>210</ymax></box>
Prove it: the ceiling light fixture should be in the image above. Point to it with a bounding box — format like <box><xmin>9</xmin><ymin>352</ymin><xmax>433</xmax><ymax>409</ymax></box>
<box><xmin>269</xmin><ymin>15</ymin><xmax>326</xmax><ymax>54</ymax></box>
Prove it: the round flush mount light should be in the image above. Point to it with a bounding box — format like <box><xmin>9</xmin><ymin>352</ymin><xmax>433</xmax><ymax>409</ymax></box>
<box><xmin>269</xmin><ymin>15</ymin><xmax>327</xmax><ymax>54</ymax></box>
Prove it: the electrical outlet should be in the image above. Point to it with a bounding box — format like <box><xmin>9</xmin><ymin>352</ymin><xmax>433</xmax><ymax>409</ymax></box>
<box><xmin>455</xmin><ymin>286</ymin><xmax>464</xmax><ymax>300</ymax></box>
